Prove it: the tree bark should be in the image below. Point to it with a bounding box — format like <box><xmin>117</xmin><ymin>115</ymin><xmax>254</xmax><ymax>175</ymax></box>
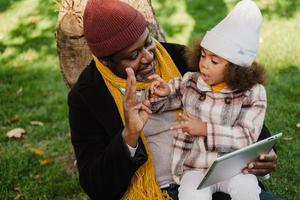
<box><xmin>56</xmin><ymin>0</ymin><xmax>166</xmax><ymax>88</ymax></box>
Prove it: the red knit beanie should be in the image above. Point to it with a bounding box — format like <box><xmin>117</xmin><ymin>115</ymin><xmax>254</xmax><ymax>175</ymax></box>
<box><xmin>83</xmin><ymin>0</ymin><xmax>146</xmax><ymax>58</ymax></box>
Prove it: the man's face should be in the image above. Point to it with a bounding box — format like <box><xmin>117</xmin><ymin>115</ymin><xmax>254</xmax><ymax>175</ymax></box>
<box><xmin>106</xmin><ymin>29</ymin><xmax>156</xmax><ymax>82</ymax></box>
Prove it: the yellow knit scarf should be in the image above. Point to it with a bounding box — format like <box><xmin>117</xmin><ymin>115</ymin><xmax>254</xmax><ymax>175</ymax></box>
<box><xmin>93</xmin><ymin>40</ymin><xmax>181</xmax><ymax>200</ymax></box>
<box><xmin>211</xmin><ymin>82</ymin><xmax>225</xmax><ymax>92</ymax></box>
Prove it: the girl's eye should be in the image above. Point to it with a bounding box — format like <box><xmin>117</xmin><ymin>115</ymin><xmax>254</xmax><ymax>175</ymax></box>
<box><xmin>201</xmin><ymin>54</ymin><xmax>205</xmax><ymax>57</ymax></box>
<box><xmin>212</xmin><ymin>60</ymin><xmax>219</xmax><ymax>64</ymax></box>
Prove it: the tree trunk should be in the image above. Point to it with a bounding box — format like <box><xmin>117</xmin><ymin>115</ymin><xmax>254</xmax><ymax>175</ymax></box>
<box><xmin>56</xmin><ymin>0</ymin><xmax>166</xmax><ymax>88</ymax></box>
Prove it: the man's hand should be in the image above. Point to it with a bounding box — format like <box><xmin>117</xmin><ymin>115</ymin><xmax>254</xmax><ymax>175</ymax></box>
<box><xmin>170</xmin><ymin>112</ymin><xmax>207</xmax><ymax>137</ymax></box>
<box><xmin>243</xmin><ymin>150</ymin><xmax>277</xmax><ymax>176</ymax></box>
<box><xmin>148</xmin><ymin>74</ymin><xmax>170</xmax><ymax>97</ymax></box>
<box><xmin>123</xmin><ymin>68</ymin><xmax>152</xmax><ymax>147</ymax></box>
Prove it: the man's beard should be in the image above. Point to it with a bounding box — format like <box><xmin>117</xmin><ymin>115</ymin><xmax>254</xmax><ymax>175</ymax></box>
<box><xmin>110</xmin><ymin>59</ymin><xmax>156</xmax><ymax>82</ymax></box>
<box><xmin>136</xmin><ymin>68</ymin><xmax>156</xmax><ymax>82</ymax></box>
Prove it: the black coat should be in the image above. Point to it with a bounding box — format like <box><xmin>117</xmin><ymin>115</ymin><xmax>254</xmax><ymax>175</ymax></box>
<box><xmin>68</xmin><ymin>42</ymin><xmax>270</xmax><ymax>200</ymax></box>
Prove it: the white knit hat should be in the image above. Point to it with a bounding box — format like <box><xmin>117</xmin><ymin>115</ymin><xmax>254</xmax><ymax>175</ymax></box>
<box><xmin>200</xmin><ymin>0</ymin><xmax>263</xmax><ymax>67</ymax></box>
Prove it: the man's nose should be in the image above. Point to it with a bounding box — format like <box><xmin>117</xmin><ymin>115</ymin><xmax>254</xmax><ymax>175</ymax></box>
<box><xmin>141</xmin><ymin>48</ymin><xmax>154</xmax><ymax>63</ymax></box>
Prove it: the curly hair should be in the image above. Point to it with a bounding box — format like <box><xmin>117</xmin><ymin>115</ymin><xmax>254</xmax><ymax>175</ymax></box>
<box><xmin>185</xmin><ymin>39</ymin><xmax>266</xmax><ymax>93</ymax></box>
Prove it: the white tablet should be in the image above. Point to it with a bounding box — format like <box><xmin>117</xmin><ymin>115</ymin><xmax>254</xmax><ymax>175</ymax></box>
<box><xmin>197</xmin><ymin>133</ymin><xmax>282</xmax><ymax>189</ymax></box>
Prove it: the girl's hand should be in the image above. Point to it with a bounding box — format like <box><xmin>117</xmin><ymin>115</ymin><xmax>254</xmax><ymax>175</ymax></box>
<box><xmin>148</xmin><ymin>74</ymin><xmax>170</xmax><ymax>97</ymax></box>
<box><xmin>170</xmin><ymin>112</ymin><xmax>207</xmax><ymax>136</ymax></box>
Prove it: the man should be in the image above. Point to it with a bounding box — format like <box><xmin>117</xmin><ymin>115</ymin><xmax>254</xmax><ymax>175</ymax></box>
<box><xmin>68</xmin><ymin>0</ymin><xmax>278</xmax><ymax>199</ymax></box>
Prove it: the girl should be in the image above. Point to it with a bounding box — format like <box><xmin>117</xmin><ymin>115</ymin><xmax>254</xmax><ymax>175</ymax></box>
<box><xmin>148</xmin><ymin>0</ymin><xmax>267</xmax><ymax>199</ymax></box>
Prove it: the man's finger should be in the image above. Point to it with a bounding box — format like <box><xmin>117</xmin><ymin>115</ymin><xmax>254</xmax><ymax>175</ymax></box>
<box><xmin>142</xmin><ymin>99</ymin><xmax>150</xmax><ymax>107</ymax></box>
<box><xmin>247</xmin><ymin>161</ymin><xmax>276</xmax><ymax>170</ymax></box>
<box><xmin>133</xmin><ymin>101</ymin><xmax>152</xmax><ymax>114</ymax></box>
<box><xmin>258</xmin><ymin>153</ymin><xmax>277</xmax><ymax>162</ymax></box>
<box><xmin>125</xmin><ymin>68</ymin><xmax>137</xmax><ymax>103</ymax></box>
<box><xmin>140</xmin><ymin>104</ymin><xmax>152</xmax><ymax>114</ymax></box>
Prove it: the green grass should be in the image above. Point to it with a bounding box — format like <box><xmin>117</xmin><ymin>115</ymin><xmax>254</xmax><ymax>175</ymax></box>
<box><xmin>1</xmin><ymin>0</ymin><xmax>299</xmax><ymax>199</ymax></box>
<box><xmin>0</xmin><ymin>0</ymin><xmax>84</xmax><ymax>199</ymax></box>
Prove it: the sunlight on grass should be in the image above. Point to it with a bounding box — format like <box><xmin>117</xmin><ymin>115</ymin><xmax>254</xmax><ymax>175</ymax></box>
<box><xmin>0</xmin><ymin>0</ymin><xmax>79</xmax><ymax>199</ymax></box>
<box><xmin>258</xmin><ymin>12</ymin><xmax>300</xmax><ymax>70</ymax></box>
<box><xmin>152</xmin><ymin>0</ymin><xmax>195</xmax><ymax>44</ymax></box>
<box><xmin>0</xmin><ymin>0</ymin><xmax>38</xmax><ymax>34</ymax></box>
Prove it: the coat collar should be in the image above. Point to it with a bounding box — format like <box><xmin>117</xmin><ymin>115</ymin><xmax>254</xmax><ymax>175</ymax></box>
<box><xmin>77</xmin><ymin>61</ymin><xmax>124</xmax><ymax>136</ymax></box>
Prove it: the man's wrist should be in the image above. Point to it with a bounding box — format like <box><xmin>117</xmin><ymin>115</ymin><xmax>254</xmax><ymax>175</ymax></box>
<box><xmin>122</xmin><ymin>128</ymin><xmax>139</xmax><ymax>148</ymax></box>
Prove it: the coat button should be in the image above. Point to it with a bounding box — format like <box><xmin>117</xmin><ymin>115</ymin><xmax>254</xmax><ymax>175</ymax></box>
<box><xmin>224</xmin><ymin>97</ymin><xmax>232</xmax><ymax>104</ymax></box>
<box><xmin>199</xmin><ymin>93</ymin><xmax>206</xmax><ymax>101</ymax></box>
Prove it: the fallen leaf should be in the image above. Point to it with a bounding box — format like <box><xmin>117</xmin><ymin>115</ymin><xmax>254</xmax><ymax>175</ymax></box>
<box><xmin>28</xmin><ymin>16</ymin><xmax>39</xmax><ymax>24</ymax></box>
<box><xmin>296</xmin><ymin>123</ymin><xmax>300</xmax><ymax>128</ymax></box>
<box><xmin>6</xmin><ymin>128</ymin><xmax>25</xmax><ymax>138</ymax></box>
<box><xmin>4</xmin><ymin>115</ymin><xmax>19</xmax><ymax>125</ymax></box>
<box><xmin>30</xmin><ymin>121</ymin><xmax>44</xmax><ymax>126</ymax></box>
<box><xmin>283</xmin><ymin>137</ymin><xmax>293</xmax><ymax>141</ymax></box>
<box><xmin>16</xmin><ymin>87</ymin><xmax>23</xmax><ymax>95</ymax></box>
<box><xmin>34</xmin><ymin>174</ymin><xmax>41</xmax><ymax>180</ymax></box>
<box><xmin>14</xmin><ymin>187</ymin><xmax>21</xmax><ymax>192</ymax></box>
<box><xmin>30</xmin><ymin>148</ymin><xmax>43</xmax><ymax>156</ymax></box>
<box><xmin>39</xmin><ymin>159</ymin><xmax>52</xmax><ymax>165</ymax></box>
<box><xmin>13</xmin><ymin>193</ymin><xmax>21</xmax><ymax>200</ymax></box>
<box><xmin>13</xmin><ymin>187</ymin><xmax>21</xmax><ymax>200</ymax></box>
<box><xmin>74</xmin><ymin>159</ymin><xmax>77</xmax><ymax>167</ymax></box>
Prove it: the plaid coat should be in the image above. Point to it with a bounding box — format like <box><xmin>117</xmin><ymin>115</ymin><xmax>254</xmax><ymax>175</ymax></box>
<box><xmin>150</xmin><ymin>72</ymin><xmax>267</xmax><ymax>183</ymax></box>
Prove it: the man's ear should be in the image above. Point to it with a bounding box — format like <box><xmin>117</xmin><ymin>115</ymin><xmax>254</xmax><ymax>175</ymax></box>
<box><xmin>101</xmin><ymin>58</ymin><xmax>109</xmax><ymax>66</ymax></box>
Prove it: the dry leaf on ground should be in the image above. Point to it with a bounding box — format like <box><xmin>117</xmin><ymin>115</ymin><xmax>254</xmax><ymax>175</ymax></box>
<box><xmin>13</xmin><ymin>193</ymin><xmax>21</xmax><ymax>200</ymax></box>
<box><xmin>16</xmin><ymin>87</ymin><xmax>23</xmax><ymax>95</ymax></box>
<box><xmin>5</xmin><ymin>115</ymin><xmax>19</xmax><ymax>125</ymax></box>
<box><xmin>6</xmin><ymin>128</ymin><xmax>25</xmax><ymax>138</ymax></box>
<box><xmin>39</xmin><ymin>159</ymin><xmax>52</xmax><ymax>165</ymax></box>
<box><xmin>13</xmin><ymin>187</ymin><xmax>21</xmax><ymax>200</ymax></box>
<box><xmin>30</xmin><ymin>121</ymin><xmax>44</xmax><ymax>126</ymax></box>
<box><xmin>30</xmin><ymin>148</ymin><xmax>44</xmax><ymax>156</ymax></box>
<box><xmin>34</xmin><ymin>174</ymin><xmax>41</xmax><ymax>180</ymax></box>
<box><xmin>283</xmin><ymin>137</ymin><xmax>293</xmax><ymax>141</ymax></box>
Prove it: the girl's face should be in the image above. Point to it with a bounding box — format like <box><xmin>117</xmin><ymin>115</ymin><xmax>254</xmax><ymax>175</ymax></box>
<box><xmin>199</xmin><ymin>48</ymin><xmax>229</xmax><ymax>86</ymax></box>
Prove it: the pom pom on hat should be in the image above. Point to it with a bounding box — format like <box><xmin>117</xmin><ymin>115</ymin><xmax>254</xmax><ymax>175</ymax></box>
<box><xmin>201</xmin><ymin>0</ymin><xmax>263</xmax><ymax>67</ymax></box>
<box><xmin>83</xmin><ymin>0</ymin><xmax>146</xmax><ymax>57</ymax></box>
